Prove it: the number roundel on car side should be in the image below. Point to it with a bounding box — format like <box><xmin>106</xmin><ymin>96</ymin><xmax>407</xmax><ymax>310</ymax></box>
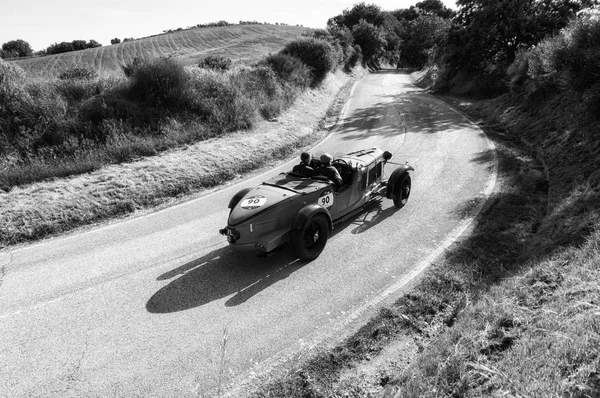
<box><xmin>318</xmin><ymin>190</ymin><xmax>334</xmax><ymax>208</ymax></box>
<box><xmin>240</xmin><ymin>195</ymin><xmax>267</xmax><ymax>210</ymax></box>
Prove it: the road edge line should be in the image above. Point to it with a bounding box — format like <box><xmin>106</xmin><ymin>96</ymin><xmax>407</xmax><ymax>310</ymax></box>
<box><xmin>224</xmin><ymin>89</ymin><xmax>500</xmax><ymax>398</ymax></box>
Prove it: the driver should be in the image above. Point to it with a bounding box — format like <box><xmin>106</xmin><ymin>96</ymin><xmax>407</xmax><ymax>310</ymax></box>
<box><xmin>292</xmin><ymin>152</ymin><xmax>314</xmax><ymax>177</ymax></box>
<box><xmin>316</xmin><ymin>153</ymin><xmax>343</xmax><ymax>186</ymax></box>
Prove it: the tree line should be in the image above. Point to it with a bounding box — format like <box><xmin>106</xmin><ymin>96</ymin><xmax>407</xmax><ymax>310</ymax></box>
<box><xmin>316</xmin><ymin>0</ymin><xmax>598</xmax><ymax>93</ymax></box>
<box><xmin>2</xmin><ymin>0</ymin><xmax>598</xmax><ymax>93</ymax></box>
<box><xmin>0</xmin><ymin>38</ymin><xmax>102</xmax><ymax>58</ymax></box>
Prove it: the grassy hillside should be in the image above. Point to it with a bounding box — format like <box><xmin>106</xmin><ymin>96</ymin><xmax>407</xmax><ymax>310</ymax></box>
<box><xmin>11</xmin><ymin>24</ymin><xmax>308</xmax><ymax>78</ymax></box>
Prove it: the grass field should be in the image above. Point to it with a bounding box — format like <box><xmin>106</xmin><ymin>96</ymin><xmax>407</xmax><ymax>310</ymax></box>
<box><xmin>11</xmin><ymin>24</ymin><xmax>308</xmax><ymax>78</ymax></box>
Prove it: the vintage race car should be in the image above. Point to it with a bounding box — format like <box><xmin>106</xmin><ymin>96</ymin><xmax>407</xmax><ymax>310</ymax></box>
<box><xmin>219</xmin><ymin>148</ymin><xmax>414</xmax><ymax>261</ymax></box>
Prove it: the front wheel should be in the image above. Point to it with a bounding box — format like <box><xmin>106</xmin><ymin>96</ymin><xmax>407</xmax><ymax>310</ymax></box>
<box><xmin>393</xmin><ymin>174</ymin><xmax>411</xmax><ymax>208</ymax></box>
<box><xmin>292</xmin><ymin>214</ymin><xmax>329</xmax><ymax>261</ymax></box>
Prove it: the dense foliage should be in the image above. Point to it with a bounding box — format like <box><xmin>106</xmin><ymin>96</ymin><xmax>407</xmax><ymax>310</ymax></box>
<box><xmin>441</xmin><ymin>0</ymin><xmax>597</xmax><ymax>95</ymax></box>
<box><xmin>45</xmin><ymin>39</ymin><xmax>102</xmax><ymax>55</ymax></box>
<box><xmin>508</xmin><ymin>8</ymin><xmax>600</xmax><ymax>113</ymax></box>
<box><xmin>198</xmin><ymin>55</ymin><xmax>232</xmax><ymax>71</ymax></box>
<box><xmin>281</xmin><ymin>37</ymin><xmax>338</xmax><ymax>86</ymax></box>
<box><xmin>58</xmin><ymin>66</ymin><xmax>98</xmax><ymax>80</ymax></box>
<box><xmin>326</xmin><ymin>1</ymin><xmax>455</xmax><ymax>67</ymax></box>
<box><xmin>1</xmin><ymin>39</ymin><xmax>33</xmax><ymax>59</ymax></box>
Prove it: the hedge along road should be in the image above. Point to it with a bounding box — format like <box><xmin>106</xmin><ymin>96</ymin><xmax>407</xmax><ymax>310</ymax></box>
<box><xmin>0</xmin><ymin>71</ymin><xmax>496</xmax><ymax>398</ymax></box>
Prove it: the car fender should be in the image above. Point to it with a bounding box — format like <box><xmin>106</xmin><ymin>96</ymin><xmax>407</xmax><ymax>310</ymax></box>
<box><xmin>386</xmin><ymin>165</ymin><xmax>414</xmax><ymax>199</ymax></box>
<box><xmin>292</xmin><ymin>204</ymin><xmax>333</xmax><ymax>233</ymax></box>
<box><xmin>228</xmin><ymin>187</ymin><xmax>253</xmax><ymax>209</ymax></box>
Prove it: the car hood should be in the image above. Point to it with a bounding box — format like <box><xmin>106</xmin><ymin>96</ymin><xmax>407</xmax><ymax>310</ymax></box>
<box><xmin>228</xmin><ymin>173</ymin><xmax>329</xmax><ymax>226</ymax></box>
<box><xmin>229</xmin><ymin>184</ymin><xmax>298</xmax><ymax>225</ymax></box>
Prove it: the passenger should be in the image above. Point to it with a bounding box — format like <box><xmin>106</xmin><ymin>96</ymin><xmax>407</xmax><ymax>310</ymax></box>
<box><xmin>292</xmin><ymin>152</ymin><xmax>314</xmax><ymax>177</ymax></box>
<box><xmin>317</xmin><ymin>153</ymin><xmax>343</xmax><ymax>186</ymax></box>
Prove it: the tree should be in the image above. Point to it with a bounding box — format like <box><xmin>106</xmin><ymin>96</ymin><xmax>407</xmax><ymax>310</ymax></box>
<box><xmin>327</xmin><ymin>2</ymin><xmax>386</xmax><ymax>29</ymax></box>
<box><xmin>86</xmin><ymin>40</ymin><xmax>101</xmax><ymax>48</ymax></box>
<box><xmin>111</xmin><ymin>38</ymin><xmax>121</xmax><ymax>45</ymax></box>
<box><xmin>46</xmin><ymin>41</ymin><xmax>74</xmax><ymax>55</ymax></box>
<box><xmin>414</xmin><ymin>0</ymin><xmax>456</xmax><ymax>18</ymax></box>
<box><xmin>401</xmin><ymin>14</ymin><xmax>452</xmax><ymax>67</ymax></box>
<box><xmin>392</xmin><ymin>1</ymin><xmax>454</xmax><ymax>68</ymax></box>
<box><xmin>449</xmin><ymin>0</ymin><xmax>591</xmax><ymax>73</ymax></box>
<box><xmin>393</xmin><ymin>0</ymin><xmax>455</xmax><ymax>21</ymax></box>
<box><xmin>71</xmin><ymin>40</ymin><xmax>87</xmax><ymax>51</ymax></box>
<box><xmin>352</xmin><ymin>19</ymin><xmax>387</xmax><ymax>64</ymax></box>
<box><xmin>282</xmin><ymin>38</ymin><xmax>337</xmax><ymax>86</ymax></box>
<box><xmin>1</xmin><ymin>39</ymin><xmax>33</xmax><ymax>58</ymax></box>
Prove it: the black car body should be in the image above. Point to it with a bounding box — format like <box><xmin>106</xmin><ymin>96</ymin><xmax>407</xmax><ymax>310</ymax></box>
<box><xmin>220</xmin><ymin>148</ymin><xmax>414</xmax><ymax>260</ymax></box>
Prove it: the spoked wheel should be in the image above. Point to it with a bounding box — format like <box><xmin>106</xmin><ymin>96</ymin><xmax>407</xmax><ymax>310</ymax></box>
<box><xmin>292</xmin><ymin>214</ymin><xmax>329</xmax><ymax>261</ymax></box>
<box><xmin>394</xmin><ymin>173</ymin><xmax>411</xmax><ymax>208</ymax></box>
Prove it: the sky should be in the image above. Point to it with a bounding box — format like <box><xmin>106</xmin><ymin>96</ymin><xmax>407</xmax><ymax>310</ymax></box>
<box><xmin>0</xmin><ymin>0</ymin><xmax>458</xmax><ymax>52</ymax></box>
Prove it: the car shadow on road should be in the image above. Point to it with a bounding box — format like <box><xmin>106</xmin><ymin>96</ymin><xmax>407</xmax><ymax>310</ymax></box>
<box><xmin>146</xmin><ymin>203</ymin><xmax>387</xmax><ymax>314</ymax></box>
<box><xmin>146</xmin><ymin>245</ymin><xmax>308</xmax><ymax>313</ymax></box>
<box><xmin>348</xmin><ymin>200</ymin><xmax>400</xmax><ymax>234</ymax></box>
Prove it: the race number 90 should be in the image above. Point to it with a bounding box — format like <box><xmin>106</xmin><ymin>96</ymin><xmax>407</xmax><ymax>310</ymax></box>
<box><xmin>318</xmin><ymin>191</ymin><xmax>334</xmax><ymax>208</ymax></box>
<box><xmin>240</xmin><ymin>196</ymin><xmax>267</xmax><ymax>210</ymax></box>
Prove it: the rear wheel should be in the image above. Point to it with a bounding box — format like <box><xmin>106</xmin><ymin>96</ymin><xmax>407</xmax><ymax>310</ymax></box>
<box><xmin>292</xmin><ymin>214</ymin><xmax>329</xmax><ymax>261</ymax></box>
<box><xmin>393</xmin><ymin>174</ymin><xmax>411</xmax><ymax>208</ymax></box>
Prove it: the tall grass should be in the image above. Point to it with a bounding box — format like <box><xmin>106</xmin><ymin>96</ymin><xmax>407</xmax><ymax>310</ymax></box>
<box><xmin>1</xmin><ymin>31</ymin><xmax>347</xmax><ymax>190</ymax></box>
<box><xmin>0</xmin><ymin>55</ymin><xmax>314</xmax><ymax>189</ymax></box>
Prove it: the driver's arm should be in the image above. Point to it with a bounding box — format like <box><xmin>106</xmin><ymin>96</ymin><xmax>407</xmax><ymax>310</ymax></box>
<box><xmin>332</xmin><ymin>169</ymin><xmax>343</xmax><ymax>186</ymax></box>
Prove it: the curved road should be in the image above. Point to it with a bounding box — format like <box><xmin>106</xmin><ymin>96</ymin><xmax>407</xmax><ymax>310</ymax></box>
<box><xmin>0</xmin><ymin>71</ymin><xmax>495</xmax><ymax>398</ymax></box>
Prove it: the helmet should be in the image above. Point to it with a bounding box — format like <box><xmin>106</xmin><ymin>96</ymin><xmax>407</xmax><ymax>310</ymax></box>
<box><xmin>300</xmin><ymin>152</ymin><xmax>311</xmax><ymax>161</ymax></box>
<box><xmin>320</xmin><ymin>153</ymin><xmax>333</xmax><ymax>165</ymax></box>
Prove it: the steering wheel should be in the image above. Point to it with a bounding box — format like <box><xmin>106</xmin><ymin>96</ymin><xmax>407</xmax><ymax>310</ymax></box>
<box><xmin>332</xmin><ymin>159</ymin><xmax>350</xmax><ymax>181</ymax></box>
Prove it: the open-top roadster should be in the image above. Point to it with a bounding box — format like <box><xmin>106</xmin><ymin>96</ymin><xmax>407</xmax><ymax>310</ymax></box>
<box><xmin>219</xmin><ymin>148</ymin><xmax>414</xmax><ymax>260</ymax></box>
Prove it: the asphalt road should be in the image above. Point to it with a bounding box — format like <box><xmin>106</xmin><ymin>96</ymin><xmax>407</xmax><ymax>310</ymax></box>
<box><xmin>0</xmin><ymin>71</ymin><xmax>496</xmax><ymax>398</ymax></box>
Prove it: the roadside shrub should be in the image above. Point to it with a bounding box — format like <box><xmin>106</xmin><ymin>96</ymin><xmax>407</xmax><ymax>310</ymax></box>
<box><xmin>264</xmin><ymin>53</ymin><xmax>312</xmax><ymax>89</ymax></box>
<box><xmin>2</xmin><ymin>39</ymin><xmax>33</xmax><ymax>58</ymax></box>
<box><xmin>281</xmin><ymin>37</ymin><xmax>337</xmax><ymax>86</ymax></box>
<box><xmin>198</xmin><ymin>55</ymin><xmax>232</xmax><ymax>71</ymax></box>
<box><xmin>234</xmin><ymin>65</ymin><xmax>291</xmax><ymax>120</ymax></box>
<box><xmin>55</xmin><ymin>79</ymin><xmax>97</xmax><ymax>104</ymax></box>
<box><xmin>121</xmin><ymin>57</ymin><xmax>143</xmax><ymax>77</ymax></box>
<box><xmin>508</xmin><ymin>9</ymin><xmax>600</xmax><ymax>94</ymax></box>
<box><xmin>127</xmin><ymin>57</ymin><xmax>189</xmax><ymax>108</ymax></box>
<box><xmin>345</xmin><ymin>45</ymin><xmax>362</xmax><ymax>71</ymax></box>
<box><xmin>58</xmin><ymin>66</ymin><xmax>98</xmax><ymax>81</ymax></box>
<box><xmin>78</xmin><ymin>93</ymin><xmax>145</xmax><ymax>128</ymax></box>
<box><xmin>188</xmin><ymin>70</ymin><xmax>255</xmax><ymax>132</ymax></box>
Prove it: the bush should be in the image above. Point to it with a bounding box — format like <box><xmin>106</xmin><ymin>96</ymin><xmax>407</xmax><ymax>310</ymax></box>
<box><xmin>0</xmin><ymin>70</ymin><xmax>70</xmax><ymax>156</ymax></box>
<box><xmin>46</xmin><ymin>41</ymin><xmax>75</xmax><ymax>55</ymax></box>
<box><xmin>121</xmin><ymin>57</ymin><xmax>142</xmax><ymax>77</ymax></box>
<box><xmin>198</xmin><ymin>55</ymin><xmax>232</xmax><ymax>71</ymax></box>
<box><xmin>507</xmin><ymin>9</ymin><xmax>600</xmax><ymax>95</ymax></box>
<box><xmin>234</xmin><ymin>65</ymin><xmax>292</xmax><ymax>120</ymax></box>
<box><xmin>58</xmin><ymin>66</ymin><xmax>98</xmax><ymax>80</ymax></box>
<box><xmin>345</xmin><ymin>45</ymin><xmax>362</xmax><ymax>71</ymax></box>
<box><xmin>127</xmin><ymin>57</ymin><xmax>189</xmax><ymax>108</ymax></box>
<box><xmin>188</xmin><ymin>70</ymin><xmax>255</xmax><ymax>131</ymax></box>
<box><xmin>1</xmin><ymin>39</ymin><xmax>33</xmax><ymax>58</ymax></box>
<box><xmin>264</xmin><ymin>53</ymin><xmax>312</xmax><ymax>89</ymax></box>
<box><xmin>281</xmin><ymin>37</ymin><xmax>337</xmax><ymax>86</ymax></box>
